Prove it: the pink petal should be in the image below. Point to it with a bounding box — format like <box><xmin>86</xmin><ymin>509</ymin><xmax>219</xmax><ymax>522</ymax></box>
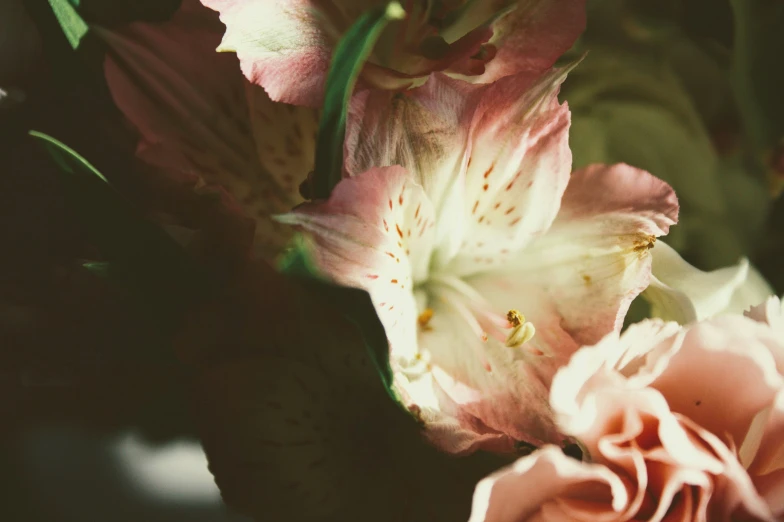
<box><xmin>507</xmin><ymin>164</ymin><xmax>678</xmax><ymax>347</ymax></box>
<box><xmin>469</xmin><ymin>446</ymin><xmax>630</xmax><ymax>522</ymax></box>
<box><xmin>444</xmin><ymin>67</ymin><xmax>573</xmax><ymax>276</ymax></box>
<box><xmin>278</xmin><ymin>166</ymin><xmax>436</xmax><ymax>362</ymax></box>
<box><xmin>345</xmin><ymin>74</ymin><xmax>477</xmax><ymax>208</ymax></box>
<box><xmin>475</xmin><ymin>0</ymin><xmax>586</xmax><ymax>84</ymax></box>
<box><xmin>552</xmin><ymin>318</ymin><xmax>782</xmax><ymax>520</ymax></box>
<box><xmin>201</xmin><ymin>0</ymin><xmax>333</xmax><ymax>107</ymax></box>
<box><xmin>103</xmin><ymin>0</ymin><xmax>312</xmax><ymax>260</ymax></box>
<box><xmin>646</xmin><ymin>316</ymin><xmax>784</xmax><ymax>459</ymax></box>
<box><xmin>420</xmin><ymin>301</ymin><xmax>566</xmax><ymax>452</ymax></box>
<box><xmin>347</xmin><ymin>68</ymin><xmax>575</xmax><ymax>275</ymax></box>
<box><xmin>459</xmin><ymin>165</ymin><xmax>677</xmax><ymax>390</ymax></box>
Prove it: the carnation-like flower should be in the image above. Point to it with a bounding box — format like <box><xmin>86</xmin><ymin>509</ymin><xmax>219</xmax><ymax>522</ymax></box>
<box><xmin>470</xmin><ymin>303</ymin><xmax>784</xmax><ymax>520</ymax></box>
<box><xmin>100</xmin><ymin>0</ymin><xmax>316</xmax><ymax>261</ymax></box>
<box><xmin>201</xmin><ymin>0</ymin><xmax>586</xmax><ymax>106</ymax></box>
<box><xmin>280</xmin><ymin>67</ymin><xmax>678</xmax><ymax>453</ymax></box>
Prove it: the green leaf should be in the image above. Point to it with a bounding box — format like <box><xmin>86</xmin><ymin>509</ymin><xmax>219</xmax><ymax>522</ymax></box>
<box><xmin>47</xmin><ymin>0</ymin><xmax>89</xmax><ymax>49</ymax></box>
<box><xmin>30</xmin><ymin>131</ymin><xmax>213</xmax><ymax>327</ymax></box>
<box><xmin>186</xmin><ymin>262</ymin><xmax>505</xmax><ymax>522</ymax></box>
<box><xmin>730</xmin><ymin>0</ymin><xmax>784</xmax><ymax>150</ymax></box>
<box><xmin>280</xmin><ymin>237</ymin><xmax>396</xmax><ymax>396</ymax></box>
<box><xmin>311</xmin><ymin>2</ymin><xmax>405</xmax><ymax>200</ymax></box>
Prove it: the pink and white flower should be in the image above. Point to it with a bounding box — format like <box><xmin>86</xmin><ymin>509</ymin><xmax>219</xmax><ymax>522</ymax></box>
<box><xmin>279</xmin><ymin>67</ymin><xmax>678</xmax><ymax>453</ymax></box>
<box><xmin>200</xmin><ymin>0</ymin><xmax>586</xmax><ymax>106</ymax></box>
<box><xmin>470</xmin><ymin>302</ymin><xmax>784</xmax><ymax>520</ymax></box>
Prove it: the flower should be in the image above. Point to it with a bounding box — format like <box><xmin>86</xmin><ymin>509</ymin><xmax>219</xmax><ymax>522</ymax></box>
<box><xmin>644</xmin><ymin>240</ymin><xmax>774</xmax><ymax>324</ymax></box>
<box><xmin>201</xmin><ymin>0</ymin><xmax>586</xmax><ymax>106</ymax></box>
<box><xmin>279</xmin><ymin>67</ymin><xmax>678</xmax><ymax>453</ymax></box>
<box><xmin>100</xmin><ymin>0</ymin><xmax>316</xmax><ymax>262</ymax></box>
<box><xmin>469</xmin><ymin>308</ymin><xmax>784</xmax><ymax>521</ymax></box>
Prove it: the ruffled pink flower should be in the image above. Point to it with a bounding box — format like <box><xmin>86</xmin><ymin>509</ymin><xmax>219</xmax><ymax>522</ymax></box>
<box><xmin>279</xmin><ymin>67</ymin><xmax>678</xmax><ymax>454</ymax></box>
<box><xmin>200</xmin><ymin>0</ymin><xmax>586</xmax><ymax>106</ymax></box>
<box><xmin>101</xmin><ymin>0</ymin><xmax>316</xmax><ymax>261</ymax></box>
<box><xmin>470</xmin><ymin>306</ymin><xmax>784</xmax><ymax>520</ymax></box>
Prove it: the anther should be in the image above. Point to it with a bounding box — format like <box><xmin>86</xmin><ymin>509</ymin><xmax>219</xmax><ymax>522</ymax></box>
<box><xmin>506</xmin><ymin>321</ymin><xmax>535</xmax><ymax>348</ymax></box>
<box><xmin>417</xmin><ymin>308</ymin><xmax>434</xmax><ymax>330</ymax></box>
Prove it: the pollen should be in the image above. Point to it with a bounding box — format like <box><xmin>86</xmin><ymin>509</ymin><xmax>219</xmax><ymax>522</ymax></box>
<box><xmin>506</xmin><ymin>309</ymin><xmax>525</xmax><ymax>327</ymax></box>
<box><xmin>632</xmin><ymin>234</ymin><xmax>656</xmax><ymax>254</ymax></box>
<box><xmin>417</xmin><ymin>308</ymin><xmax>434</xmax><ymax>329</ymax></box>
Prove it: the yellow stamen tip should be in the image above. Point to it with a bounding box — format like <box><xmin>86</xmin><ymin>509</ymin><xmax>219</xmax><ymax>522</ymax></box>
<box><xmin>506</xmin><ymin>309</ymin><xmax>524</xmax><ymax>326</ymax></box>
<box><xmin>418</xmin><ymin>308</ymin><xmax>434</xmax><ymax>328</ymax></box>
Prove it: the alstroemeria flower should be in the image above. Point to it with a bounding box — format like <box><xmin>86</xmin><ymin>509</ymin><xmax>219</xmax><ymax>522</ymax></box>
<box><xmin>280</xmin><ymin>68</ymin><xmax>679</xmax><ymax>453</ymax></box>
<box><xmin>645</xmin><ymin>241</ymin><xmax>775</xmax><ymax>324</ymax></box>
<box><xmin>101</xmin><ymin>0</ymin><xmax>317</xmax><ymax>261</ymax></box>
<box><xmin>470</xmin><ymin>309</ymin><xmax>784</xmax><ymax>520</ymax></box>
<box><xmin>201</xmin><ymin>0</ymin><xmax>586</xmax><ymax>106</ymax></box>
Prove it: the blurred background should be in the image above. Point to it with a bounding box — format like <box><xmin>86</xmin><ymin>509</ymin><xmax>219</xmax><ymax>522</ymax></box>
<box><xmin>1</xmin><ymin>0</ymin><xmax>782</xmax><ymax>520</ymax></box>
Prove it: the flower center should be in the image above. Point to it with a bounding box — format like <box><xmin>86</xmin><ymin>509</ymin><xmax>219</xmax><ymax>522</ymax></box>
<box><xmin>422</xmin><ymin>273</ymin><xmax>540</xmax><ymax>354</ymax></box>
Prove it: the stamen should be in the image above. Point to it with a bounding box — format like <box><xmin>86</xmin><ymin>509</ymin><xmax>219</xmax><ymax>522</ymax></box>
<box><xmin>506</xmin><ymin>309</ymin><xmax>525</xmax><ymax>327</ymax></box>
<box><xmin>417</xmin><ymin>308</ymin><xmax>434</xmax><ymax>329</ymax></box>
<box><xmin>440</xmin><ymin>294</ymin><xmax>486</xmax><ymax>341</ymax></box>
<box><xmin>430</xmin><ymin>274</ymin><xmax>508</xmax><ymax>331</ymax></box>
<box><xmin>395</xmin><ymin>350</ymin><xmax>431</xmax><ymax>378</ymax></box>
<box><xmin>506</xmin><ymin>322</ymin><xmax>536</xmax><ymax>348</ymax></box>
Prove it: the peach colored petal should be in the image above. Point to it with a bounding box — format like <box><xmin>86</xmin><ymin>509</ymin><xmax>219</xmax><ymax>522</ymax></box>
<box><xmin>469</xmin><ymin>446</ymin><xmax>630</xmax><ymax>522</ymax></box>
<box><xmin>548</xmin><ymin>314</ymin><xmax>784</xmax><ymax>520</ymax></box>
<box><xmin>646</xmin><ymin>317</ymin><xmax>784</xmax><ymax>453</ymax></box>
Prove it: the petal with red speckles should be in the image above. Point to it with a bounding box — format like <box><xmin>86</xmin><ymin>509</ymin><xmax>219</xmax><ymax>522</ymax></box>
<box><xmin>278</xmin><ymin>166</ymin><xmax>436</xmax><ymax>361</ymax></box>
<box><xmin>102</xmin><ymin>0</ymin><xmax>314</xmax><ymax>260</ymax></box>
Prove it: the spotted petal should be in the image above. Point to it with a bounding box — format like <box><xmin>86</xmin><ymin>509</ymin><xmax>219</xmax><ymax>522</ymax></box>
<box><xmin>278</xmin><ymin>166</ymin><xmax>436</xmax><ymax>362</ymax></box>
<box><xmin>476</xmin><ymin>163</ymin><xmax>678</xmax><ymax>362</ymax></box>
<box><xmin>102</xmin><ymin>0</ymin><xmax>314</xmax><ymax>261</ymax></box>
<box><xmin>443</xmin><ymin>67</ymin><xmax>573</xmax><ymax>276</ymax></box>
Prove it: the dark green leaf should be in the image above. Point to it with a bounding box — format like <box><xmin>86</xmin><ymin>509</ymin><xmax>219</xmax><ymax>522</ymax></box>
<box><xmin>29</xmin><ymin>131</ymin><xmax>213</xmax><ymax>328</ymax></box>
<box><xmin>311</xmin><ymin>2</ymin><xmax>405</xmax><ymax>200</ymax></box>
<box><xmin>186</xmin><ymin>262</ymin><xmax>505</xmax><ymax>522</ymax></box>
<box><xmin>280</xmin><ymin>237</ymin><xmax>396</xmax><ymax>395</ymax></box>
<box><xmin>730</xmin><ymin>0</ymin><xmax>784</xmax><ymax>150</ymax></box>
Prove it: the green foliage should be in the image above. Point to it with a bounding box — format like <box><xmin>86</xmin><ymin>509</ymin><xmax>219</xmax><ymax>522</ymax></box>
<box><xmin>187</xmin><ymin>262</ymin><xmax>505</xmax><ymax>522</ymax></box>
<box><xmin>311</xmin><ymin>2</ymin><xmax>405</xmax><ymax>200</ymax></box>
<box><xmin>280</xmin><ymin>239</ymin><xmax>396</xmax><ymax>398</ymax></box>
<box><xmin>46</xmin><ymin>0</ymin><xmax>88</xmax><ymax>49</ymax></box>
<box><xmin>29</xmin><ymin>131</ymin><xmax>213</xmax><ymax>330</ymax></box>
<box><xmin>730</xmin><ymin>0</ymin><xmax>784</xmax><ymax>151</ymax></box>
<box><xmin>561</xmin><ymin>4</ymin><xmax>771</xmax><ymax>270</ymax></box>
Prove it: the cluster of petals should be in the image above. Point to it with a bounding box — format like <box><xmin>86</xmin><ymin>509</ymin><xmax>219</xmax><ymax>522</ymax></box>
<box><xmin>280</xmin><ymin>65</ymin><xmax>679</xmax><ymax>453</ymax></box>
<box><xmin>100</xmin><ymin>0</ymin><xmax>684</xmax><ymax>455</ymax></box>
<box><xmin>470</xmin><ymin>296</ymin><xmax>784</xmax><ymax>521</ymax></box>
<box><xmin>200</xmin><ymin>0</ymin><xmax>586</xmax><ymax>106</ymax></box>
